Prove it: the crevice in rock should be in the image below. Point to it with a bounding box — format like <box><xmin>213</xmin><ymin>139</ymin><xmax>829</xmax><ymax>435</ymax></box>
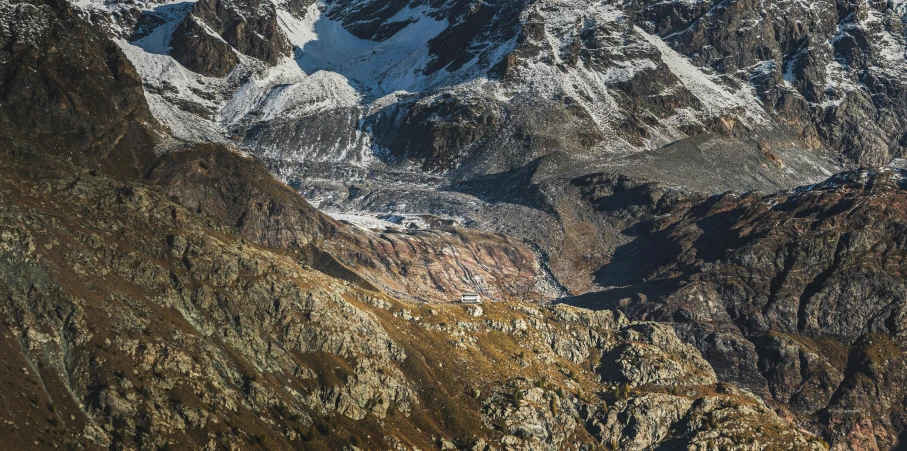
<box><xmin>797</xmin><ymin>234</ymin><xmax>847</xmax><ymax>333</ymax></box>
<box><xmin>762</xmin><ymin>246</ymin><xmax>798</xmax><ymax>318</ymax></box>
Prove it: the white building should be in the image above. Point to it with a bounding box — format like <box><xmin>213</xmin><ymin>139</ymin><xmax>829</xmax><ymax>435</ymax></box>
<box><xmin>461</xmin><ymin>292</ymin><xmax>481</xmax><ymax>304</ymax></box>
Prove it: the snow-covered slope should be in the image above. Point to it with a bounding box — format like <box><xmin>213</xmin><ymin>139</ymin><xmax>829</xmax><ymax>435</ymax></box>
<box><xmin>74</xmin><ymin>0</ymin><xmax>795</xmax><ymax>176</ymax></box>
<box><xmin>72</xmin><ymin>0</ymin><xmax>907</xmax><ymax>181</ymax></box>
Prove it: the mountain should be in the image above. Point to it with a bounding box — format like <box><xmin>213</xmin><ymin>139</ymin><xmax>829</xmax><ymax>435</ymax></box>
<box><xmin>6</xmin><ymin>0</ymin><xmax>907</xmax><ymax>448</ymax></box>
<box><xmin>91</xmin><ymin>0</ymin><xmax>907</xmax><ymax>170</ymax></box>
<box><xmin>74</xmin><ymin>0</ymin><xmax>898</xmax><ymax>296</ymax></box>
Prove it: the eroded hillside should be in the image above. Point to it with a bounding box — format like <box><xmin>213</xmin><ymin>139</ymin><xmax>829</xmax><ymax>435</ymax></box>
<box><xmin>0</xmin><ymin>147</ymin><xmax>825</xmax><ymax>450</ymax></box>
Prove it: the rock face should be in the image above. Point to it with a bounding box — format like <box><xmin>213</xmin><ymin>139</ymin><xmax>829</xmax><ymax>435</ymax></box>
<box><xmin>569</xmin><ymin>167</ymin><xmax>907</xmax><ymax>449</ymax></box>
<box><xmin>168</xmin><ymin>10</ymin><xmax>240</xmax><ymax>78</ymax></box>
<box><xmin>626</xmin><ymin>0</ymin><xmax>907</xmax><ymax>166</ymax></box>
<box><xmin>0</xmin><ymin>0</ymin><xmax>160</xmax><ymax>180</ymax></box>
<box><xmin>327</xmin><ymin>222</ymin><xmax>559</xmax><ymax>303</ymax></box>
<box><xmin>169</xmin><ymin>0</ymin><xmax>292</xmax><ymax>77</ymax></box>
<box><xmin>368</xmin><ymin>94</ymin><xmax>500</xmax><ymax>172</ymax></box>
<box><xmin>147</xmin><ymin>144</ymin><xmax>333</xmax><ymax>251</ymax></box>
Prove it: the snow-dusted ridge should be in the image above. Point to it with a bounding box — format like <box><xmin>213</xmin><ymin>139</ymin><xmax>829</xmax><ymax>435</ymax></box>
<box><xmin>74</xmin><ymin>0</ymin><xmax>792</xmax><ymax>171</ymax></box>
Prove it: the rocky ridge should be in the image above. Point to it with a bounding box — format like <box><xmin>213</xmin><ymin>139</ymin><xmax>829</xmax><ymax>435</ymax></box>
<box><xmin>568</xmin><ymin>166</ymin><xmax>907</xmax><ymax>449</ymax></box>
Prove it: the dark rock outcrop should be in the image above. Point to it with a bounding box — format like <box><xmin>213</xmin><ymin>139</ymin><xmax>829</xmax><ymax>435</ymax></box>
<box><xmin>169</xmin><ymin>0</ymin><xmax>290</xmax><ymax>76</ymax></box>
<box><xmin>323</xmin><ymin>0</ymin><xmax>412</xmax><ymax>41</ymax></box>
<box><xmin>369</xmin><ymin>94</ymin><xmax>500</xmax><ymax>172</ymax></box>
<box><xmin>148</xmin><ymin>144</ymin><xmax>334</xmax><ymax>251</ymax></box>
<box><xmin>168</xmin><ymin>13</ymin><xmax>240</xmax><ymax>78</ymax></box>
<box><xmin>0</xmin><ymin>0</ymin><xmax>160</xmax><ymax>179</ymax></box>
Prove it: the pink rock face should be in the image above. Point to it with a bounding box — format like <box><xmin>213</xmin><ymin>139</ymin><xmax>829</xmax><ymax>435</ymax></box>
<box><xmin>328</xmin><ymin>224</ymin><xmax>552</xmax><ymax>303</ymax></box>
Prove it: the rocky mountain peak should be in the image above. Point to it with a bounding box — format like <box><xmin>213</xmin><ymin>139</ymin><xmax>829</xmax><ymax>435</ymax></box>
<box><xmin>169</xmin><ymin>0</ymin><xmax>292</xmax><ymax>76</ymax></box>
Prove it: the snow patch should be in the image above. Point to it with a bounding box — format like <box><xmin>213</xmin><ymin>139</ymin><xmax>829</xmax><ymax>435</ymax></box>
<box><xmin>637</xmin><ymin>26</ymin><xmax>765</xmax><ymax>122</ymax></box>
<box><xmin>285</xmin><ymin>3</ymin><xmax>449</xmax><ymax>98</ymax></box>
